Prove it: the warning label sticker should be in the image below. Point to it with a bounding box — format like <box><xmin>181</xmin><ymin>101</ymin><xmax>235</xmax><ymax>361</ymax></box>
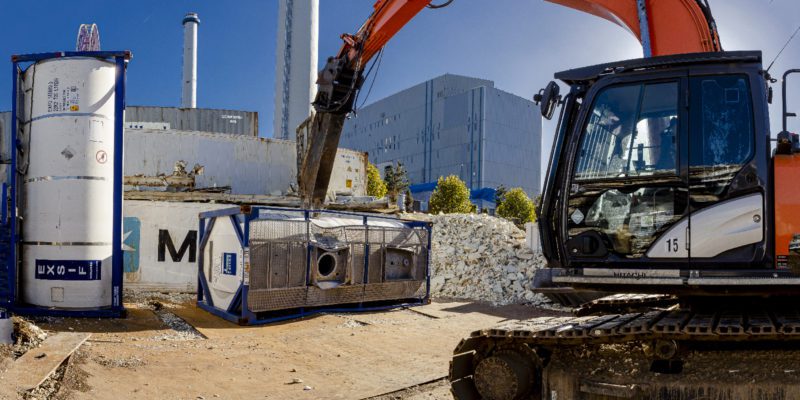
<box><xmin>46</xmin><ymin>78</ymin><xmax>80</xmax><ymax>113</ymax></box>
<box><xmin>96</xmin><ymin>150</ymin><xmax>108</xmax><ymax>164</ymax></box>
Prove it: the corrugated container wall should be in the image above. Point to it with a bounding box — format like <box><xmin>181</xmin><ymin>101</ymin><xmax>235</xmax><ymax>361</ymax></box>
<box><xmin>125</xmin><ymin>106</ymin><xmax>258</xmax><ymax>136</ymax></box>
<box><xmin>124</xmin><ymin>130</ymin><xmax>366</xmax><ymax>197</ymax></box>
<box><xmin>341</xmin><ymin>74</ymin><xmax>541</xmax><ymax>199</ymax></box>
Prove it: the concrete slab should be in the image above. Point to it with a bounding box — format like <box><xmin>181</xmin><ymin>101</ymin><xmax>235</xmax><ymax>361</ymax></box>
<box><xmin>0</xmin><ymin>332</ymin><xmax>90</xmax><ymax>395</ymax></box>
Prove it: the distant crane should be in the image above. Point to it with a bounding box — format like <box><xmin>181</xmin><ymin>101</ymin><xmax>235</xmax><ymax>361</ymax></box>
<box><xmin>76</xmin><ymin>24</ymin><xmax>101</xmax><ymax>51</ymax></box>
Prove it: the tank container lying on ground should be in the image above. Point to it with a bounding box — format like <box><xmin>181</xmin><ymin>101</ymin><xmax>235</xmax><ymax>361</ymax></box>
<box><xmin>197</xmin><ymin>206</ymin><xmax>431</xmax><ymax>325</ymax></box>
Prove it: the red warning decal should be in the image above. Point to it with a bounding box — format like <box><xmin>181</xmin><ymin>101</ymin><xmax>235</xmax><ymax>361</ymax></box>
<box><xmin>96</xmin><ymin>150</ymin><xmax>108</xmax><ymax>164</ymax></box>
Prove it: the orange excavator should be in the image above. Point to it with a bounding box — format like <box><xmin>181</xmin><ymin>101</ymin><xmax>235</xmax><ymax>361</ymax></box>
<box><xmin>297</xmin><ymin>0</ymin><xmax>722</xmax><ymax>208</ymax></box>
<box><xmin>299</xmin><ymin>0</ymin><xmax>800</xmax><ymax>398</ymax></box>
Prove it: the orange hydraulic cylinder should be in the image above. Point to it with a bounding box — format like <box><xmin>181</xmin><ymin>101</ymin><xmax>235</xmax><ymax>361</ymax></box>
<box><xmin>774</xmin><ymin>154</ymin><xmax>800</xmax><ymax>270</ymax></box>
<box><xmin>546</xmin><ymin>0</ymin><xmax>720</xmax><ymax>56</ymax></box>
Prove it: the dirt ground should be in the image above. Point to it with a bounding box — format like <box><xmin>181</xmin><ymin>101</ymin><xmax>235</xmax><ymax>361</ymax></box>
<box><xmin>8</xmin><ymin>297</ymin><xmax>563</xmax><ymax>400</ymax></box>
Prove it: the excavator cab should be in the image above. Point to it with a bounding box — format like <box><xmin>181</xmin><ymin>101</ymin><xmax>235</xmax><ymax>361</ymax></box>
<box><xmin>538</xmin><ymin>51</ymin><xmax>785</xmax><ymax>295</ymax></box>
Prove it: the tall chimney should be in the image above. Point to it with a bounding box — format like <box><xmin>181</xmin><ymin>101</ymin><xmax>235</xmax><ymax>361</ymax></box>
<box><xmin>182</xmin><ymin>12</ymin><xmax>200</xmax><ymax>109</ymax></box>
<box><xmin>274</xmin><ymin>0</ymin><xmax>319</xmax><ymax>140</ymax></box>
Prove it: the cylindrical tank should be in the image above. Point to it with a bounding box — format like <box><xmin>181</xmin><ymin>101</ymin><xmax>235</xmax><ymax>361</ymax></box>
<box><xmin>21</xmin><ymin>57</ymin><xmax>117</xmax><ymax>309</ymax></box>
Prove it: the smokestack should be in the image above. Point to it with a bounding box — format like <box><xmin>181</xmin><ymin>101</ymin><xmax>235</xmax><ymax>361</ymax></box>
<box><xmin>182</xmin><ymin>12</ymin><xmax>200</xmax><ymax>109</ymax></box>
<box><xmin>274</xmin><ymin>0</ymin><xmax>319</xmax><ymax>140</ymax></box>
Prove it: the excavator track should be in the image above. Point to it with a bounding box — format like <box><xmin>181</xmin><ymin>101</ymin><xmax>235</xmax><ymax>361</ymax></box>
<box><xmin>449</xmin><ymin>309</ymin><xmax>800</xmax><ymax>400</ymax></box>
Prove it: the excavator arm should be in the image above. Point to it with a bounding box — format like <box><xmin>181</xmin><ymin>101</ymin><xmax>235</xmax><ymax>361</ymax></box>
<box><xmin>297</xmin><ymin>0</ymin><xmax>434</xmax><ymax>208</ymax></box>
<box><xmin>297</xmin><ymin>0</ymin><xmax>722</xmax><ymax>209</ymax></box>
<box><xmin>547</xmin><ymin>0</ymin><xmax>721</xmax><ymax>56</ymax></box>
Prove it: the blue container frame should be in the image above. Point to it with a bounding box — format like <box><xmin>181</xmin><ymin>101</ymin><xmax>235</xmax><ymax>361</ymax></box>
<box><xmin>8</xmin><ymin>51</ymin><xmax>131</xmax><ymax>318</ymax></box>
<box><xmin>197</xmin><ymin>206</ymin><xmax>433</xmax><ymax>325</ymax></box>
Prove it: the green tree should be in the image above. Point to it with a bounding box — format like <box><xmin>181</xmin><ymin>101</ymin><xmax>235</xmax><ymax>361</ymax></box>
<box><xmin>496</xmin><ymin>188</ymin><xmax>536</xmax><ymax>227</ymax></box>
<box><xmin>428</xmin><ymin>175</ymin><xmax>473</xmax><ymax>214</ymax></box>
<box><xmin>366</xmin><ymin>162</ymin><xmax>387</xmax><ymax>198</ymax></box>
<box><xmin>383</xmin><ymin>162</ymin><xmax>410</xmax><ymax>203</ymax></box>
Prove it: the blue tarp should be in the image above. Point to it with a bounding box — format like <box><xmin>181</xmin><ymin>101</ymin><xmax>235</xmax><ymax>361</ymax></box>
<box><xmin>409</xmin><ymin>182</ymin><xmax>438</xmax><ymax>193</ymax></box>
<box><xmin>409</xmin><ymin>182</ymin><xmax>496</xmax><ymax>202</ymax></box>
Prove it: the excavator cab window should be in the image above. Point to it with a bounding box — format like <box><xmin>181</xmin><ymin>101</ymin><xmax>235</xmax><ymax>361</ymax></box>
<box><xmin>567</xmin><ymin>80</ymin><xmax>684</xmax><ymax>259</ymax></box>
<box><xmin>575</xmin><ymin>82</ymin><xmax>679</xmax><ymax>181</ymax></box>
<box><xmin>689</xmin><ymin>75</ymin><xmax>755</xmax><ymax>204</ymax></box>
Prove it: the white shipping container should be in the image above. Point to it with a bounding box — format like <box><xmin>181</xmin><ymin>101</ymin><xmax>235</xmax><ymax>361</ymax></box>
<box><xmin>123</xmin><ymin>201</ymin><xmax>231</xmax><ymax>291</ymax></box>
<box><xmin>124</xmin><ymin>129</ymin><xmax>367</xmax><ymax>197</ymax></box>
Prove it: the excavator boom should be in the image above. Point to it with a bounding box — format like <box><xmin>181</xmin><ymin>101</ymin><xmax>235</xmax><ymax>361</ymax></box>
<box><xmin>546</xmin><ymin>0</ymin><xmax>721</xmax><ymax>56</ymax></box>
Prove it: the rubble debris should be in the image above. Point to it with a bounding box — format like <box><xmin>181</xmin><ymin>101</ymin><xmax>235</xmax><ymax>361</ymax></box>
<box><xmin>22</xmin><ymin>358</ymin><xmax>67</xmax><ymax>400</ymax></box>
<box><xmin>152</xmin><ymin>309</ymin><xmax>205</xmax><ymax>341</ymax></box>
<box><xmin>13</xmin><ymin>317</ymin><xmax>48</xmax><ymax>358</ymax></box>
<box><xmin>408</xmin><ymin>213</ymin><xmax>550</xmax><ymax>306</ymax></box>
<box><xmin>124</xmin><ymin>160</ymin><xmax>204</xmax><ymax>191</ymax></box>
<box><xmin>123</xmin><ymin>289</ymin><xmax>195</xmax><ymax>309</ymax></box>
<box><xmin>93</xmin><ymin>354</ymin><xmax>146</xmax><ymax>369</ymax></box>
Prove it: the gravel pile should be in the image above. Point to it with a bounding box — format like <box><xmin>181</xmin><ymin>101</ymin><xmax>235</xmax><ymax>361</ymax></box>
<box><xmin>124</xmin><ymin>289</ymin><xmax>195</xmax><ymax>308</ymax></box>
<box><xmin>407</xmin><ymin>213</ymin><xmax>549</xmax><ymax>305</ymax></box>
<box><xmin>152</xmin><ymin>308</ymin><xmax>205</xmax><ymax>341</ymax></box>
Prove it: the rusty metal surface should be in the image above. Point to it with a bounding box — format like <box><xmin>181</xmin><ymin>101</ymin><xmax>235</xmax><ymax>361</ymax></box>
<box><xmin>297</xmin><ymin>112</ymin><xmax>347</xmax><ymax>208</ymax></box>
<box><xmin>247</xmin><ymin>281</ymin><xmax>425</xmax><ymax>312</ymax></box>
<box><xmin>246</xmin><ymin>216</ymin><xmax>428</xmax><ymax>312</ymax></box>
<box><xmin>126</xmin><ymin>106</ymin><xmax>258</xmax><ymax>136</ymax></box>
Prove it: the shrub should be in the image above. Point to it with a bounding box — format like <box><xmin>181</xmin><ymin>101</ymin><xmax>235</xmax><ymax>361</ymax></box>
<box><xmin>496</xmin><ymin>188</ymin><xmax>536</xmax><ymax>227</ymax></box>
<box><xmin>428</xmin><ymin>175</ymin><xmax>473</xmax><ymax>214</ymax></box>
<box><xmin>366</xmin><ymin>162</ymin><xmax>387</xmax><ymax>198</ymax></box>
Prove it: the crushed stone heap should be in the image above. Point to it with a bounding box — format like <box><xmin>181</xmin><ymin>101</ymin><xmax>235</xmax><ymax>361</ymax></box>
<box><xmin>408</xmin><ymin>213</ymin><xmax>548</xmax><ymax>305</ymax></box>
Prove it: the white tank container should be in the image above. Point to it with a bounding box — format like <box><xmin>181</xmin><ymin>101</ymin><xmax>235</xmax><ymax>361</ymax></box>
<box><xmin>21</xmin><ymin>57</ymin><xmax>117</xmax><ymax>308</ymax></box>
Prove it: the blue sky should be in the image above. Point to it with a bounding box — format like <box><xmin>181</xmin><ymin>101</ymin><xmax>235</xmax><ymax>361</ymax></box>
<box><xmin>1</xmin><ymin>0</ymin><xmax>799</xmax><ymax>177</ymax></box>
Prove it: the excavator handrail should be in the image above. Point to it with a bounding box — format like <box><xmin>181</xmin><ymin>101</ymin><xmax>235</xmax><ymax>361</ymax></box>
<box><xmin>784</xmin><ymin>69</ymin><xmax>800</xmax><ymax>132</ymax></box>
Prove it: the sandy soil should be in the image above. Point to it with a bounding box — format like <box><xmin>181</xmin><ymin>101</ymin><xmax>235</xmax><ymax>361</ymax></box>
<box><xmin>20</xmin><ymin>298</ymin><xmax>560</xmax><ymax>400</ymax></box>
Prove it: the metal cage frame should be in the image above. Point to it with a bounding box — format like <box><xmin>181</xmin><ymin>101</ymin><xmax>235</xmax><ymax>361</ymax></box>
<box><xmin>6</xmin><ymin>51</ymin><xmax>130</xmax><ymax>318</ymax></box>
<box><xmin>197</xmin><ymin>206</ymin><xmax>433</xmax><ymax>325</ymax></box>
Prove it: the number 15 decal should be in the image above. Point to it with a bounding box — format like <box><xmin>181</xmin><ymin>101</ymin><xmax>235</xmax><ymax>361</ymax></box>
<box><xmin>666</xmin><ymin>238</ymin><xmax>679</xmax><ymax>253</ymax></box>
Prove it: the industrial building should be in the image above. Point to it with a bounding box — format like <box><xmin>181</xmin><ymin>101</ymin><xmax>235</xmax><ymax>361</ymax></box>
<box><xmin>340</xmin><ymin>74</ymin><xmax>542</xmax><ymax>213</ymax></box>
